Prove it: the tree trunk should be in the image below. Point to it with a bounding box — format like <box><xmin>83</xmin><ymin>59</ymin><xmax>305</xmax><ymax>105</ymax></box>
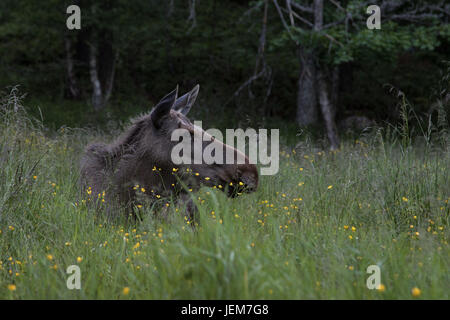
<box><xmin>317</xmin><ymin>68</ymin><xmax>340</xmax><ymax>150</ymax></box>
<box><xmin>64</xmin><ymin>35</ymin><xmax>80</xmax><ymax>99</ymax></box>
<box><xmin>89</xmin><ymin>43</ymin><xmax>103</xmax><ymax>111</ymax></box>
<box><xmin>99</xmin><ymin>37</ymin><xmax>117</xmax><ymax>105</ymax></box>
<box><xmin>103</xmin><ymin>50</ymin><xmax>118</xmax><ymax>104</ymax></box>
<box><xmin>296</xmin><ymin>48</ymin><xmax>318</xmax><ymax>125</ymax></box>
<box><xmin>314</xmin><ymin>0</ymin><xmax>340</xmax><ymax>149</ymax></box>
<box><xmin>295</xmin><ymin>0</ymin><xmax>325</xmax><ymax>126</ymax></box>
<box><xmin>313</xmin><ymin>0</ymin><xmax>323</xmax><ymax>32</ymax></box>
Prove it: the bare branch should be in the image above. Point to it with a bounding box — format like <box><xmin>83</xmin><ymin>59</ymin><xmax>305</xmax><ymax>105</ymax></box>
<box><xmin>229</xmin><ymin>0</ymin><xmax>270</xmax><ymax>102</ymax></box>
<box><xmin>280</xmin><ymin>6</ymin><xmax>313</xmax><ymax>27</ymax></box>
<box><xmin>280</xmin><ymin>3</ymin><xmax>343</xmax><ymax>47</ymax></box>
<box><xmin>430</xmin><ymin>4</ymin><xmax>450</xmax><ymax>16</ymax></box>
<box><xmin>238</xmin><ymin>1</ymin><xmax>264</xmax><ymax>23</ymax></box>
<box><xmin>323</xmin><ymin>33</ymin><xmax>344</xmax><ymax>47</ymax></box>
<box><xmin>232</xmin><ymin>69</ymin><xmax>266</xmax><ymax>99</ymax></box>
<box><xmin>272</xmin><ymin>0</ymin><xmax>296</xmax><ymax>42</ymax></box>
<box><xmin>323</xmin><ymin>17</ymin><xmax>346</xmax><ymax>29</ymax></box>
<box><xmin>314</xmin><ymin>0</ymin><xmax>343</xmax><ymax>47</ymax></box>
<box><xmin>329</xmin><ymin>0</ymin><xmax>345</xmax><ymax>12</ymax></box>
<box><xmin>187</xmin><ymin>0</ymin><xmax>197</xmax><ymax>34</ymax></box>
<box><xmin>290</xmin><ymin>1</ymin><xmax>313</xmax><ymax>13</ymax></box>
<box><xmin>286</xmin><ymin>0</ymin><xmax>295</xmax><ymax>27</ymax></box>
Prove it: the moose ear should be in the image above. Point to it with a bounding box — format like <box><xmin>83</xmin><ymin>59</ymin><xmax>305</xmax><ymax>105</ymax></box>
<box><xmin>151</xmin><ymin>85</ymin><xmax>178</xmax><ymax>128</ymax></box>
<box><xmin>173</xmin><ymin>84</ymin><xmax>199</xmax><ymax>115</ymax></box>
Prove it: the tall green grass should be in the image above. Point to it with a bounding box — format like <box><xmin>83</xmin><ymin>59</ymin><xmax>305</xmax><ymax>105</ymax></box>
<box><xmin>0</xmin><ymin>87</ymin><xmax>448</xmax><ymax>299</ymax></box>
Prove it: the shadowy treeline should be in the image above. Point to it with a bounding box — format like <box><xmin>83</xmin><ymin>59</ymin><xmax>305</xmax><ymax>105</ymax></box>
<box><xmin>0</xmin><ymin>0</ymin><xmax>449</xmax><ymax>147</ymax></box>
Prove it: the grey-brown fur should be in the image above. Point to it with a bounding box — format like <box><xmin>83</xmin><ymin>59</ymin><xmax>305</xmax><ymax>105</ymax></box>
<box><xmin>80</xmin><ymin>85</ymin><xmax>258</xmax><ymax>221</ymax></box>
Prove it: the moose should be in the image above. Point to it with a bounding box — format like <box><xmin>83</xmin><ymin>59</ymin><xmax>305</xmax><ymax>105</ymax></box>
<box><xmin>80</xmin><ymin>85</ymin><xmax>258</xmax><ymax>222</ymax></box>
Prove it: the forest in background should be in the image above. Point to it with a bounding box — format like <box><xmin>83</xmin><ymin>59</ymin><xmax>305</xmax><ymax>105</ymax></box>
<box><xmin>0</xmin><ymin>0</ymin><xmax>449</xmax><ymax>148</ymax></box>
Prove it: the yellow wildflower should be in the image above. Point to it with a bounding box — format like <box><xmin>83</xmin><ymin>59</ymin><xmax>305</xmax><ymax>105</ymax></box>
<box><xmin>411</xmin><ymin>287</ymin><xmax>421</xmax><ymax>297</ymax></box>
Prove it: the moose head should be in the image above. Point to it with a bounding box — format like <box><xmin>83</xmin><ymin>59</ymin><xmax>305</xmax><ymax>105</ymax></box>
<box><xmin>81</xmin><ymin>85</ymin><xmax>258</xmax><ymax>220</ymax></box>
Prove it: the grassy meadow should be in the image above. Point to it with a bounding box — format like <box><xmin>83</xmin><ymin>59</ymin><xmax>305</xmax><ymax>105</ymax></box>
<box><xmin>0</xmin><ymin>89</ymin><xmax>449</xmax><ymax>299</ymax></box>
